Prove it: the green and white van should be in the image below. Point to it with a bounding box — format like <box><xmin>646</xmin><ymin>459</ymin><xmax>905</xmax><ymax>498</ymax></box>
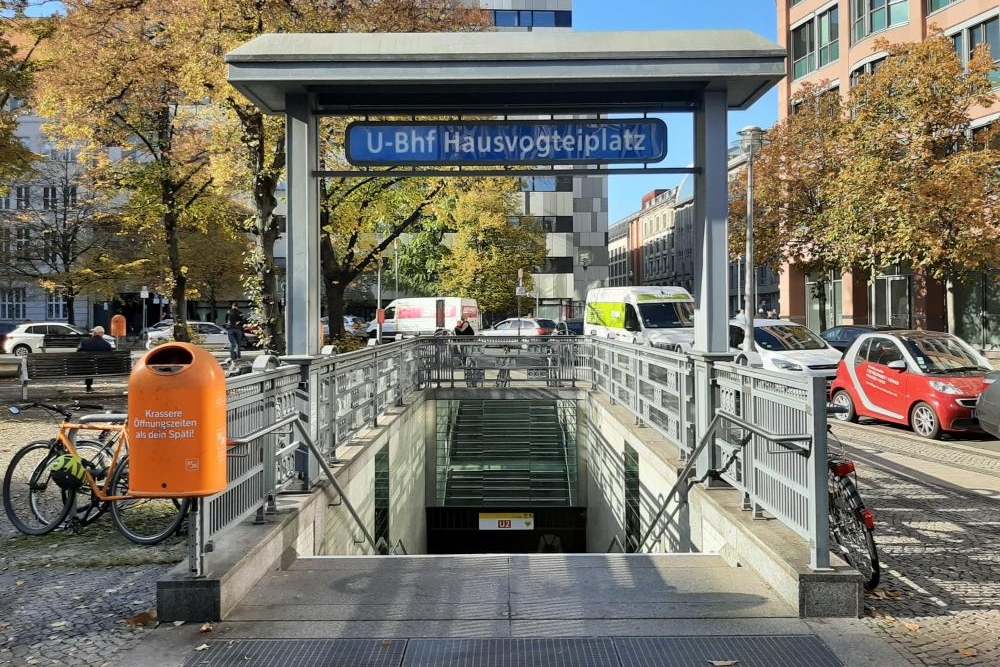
<box><xmin>584</xmin><ymin>286</ymin><xmax>695</xmax><ymax>351</ymax></box>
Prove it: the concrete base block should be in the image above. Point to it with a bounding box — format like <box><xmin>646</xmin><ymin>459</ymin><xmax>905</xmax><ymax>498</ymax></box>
<box><xmin>799</xmin><ymin>572</ymin><xmax>864</xmax><ymax>618</ymax></box>
<box><xmin>157</xmin><ymin>577</ymin><xmax>220</xmax><ymax>622</ymax></box>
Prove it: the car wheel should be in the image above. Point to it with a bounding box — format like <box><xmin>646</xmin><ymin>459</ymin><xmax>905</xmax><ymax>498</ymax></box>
<box><xmin>910</xmin><ymin>402</ymin><xmax>941</xmax><ymax>439</ymax></box>
<box><xmin>12</xmin><ymin>344</ymin><xmax>31</xmax><ymax>357</ymax></box>
<box><xmin>831</xmin><ymin>390</ymin><xmax>858</xmax><ymax>423</ymax></box>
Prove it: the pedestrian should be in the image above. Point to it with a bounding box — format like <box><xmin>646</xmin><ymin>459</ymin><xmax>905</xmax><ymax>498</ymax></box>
<box><xmin>77</xmin><ymin>325</ymin><xmax>113</xmax><ymax>393</ymax></box>
<box><xmin>453</xmin><ymin>317</ymin><xmax>477</xmax><ymax>387</ymax></box>
<box><xmin>225</xmin><ymin>303</ymin><xmax>245</xmax><ymax>361</ymax></box>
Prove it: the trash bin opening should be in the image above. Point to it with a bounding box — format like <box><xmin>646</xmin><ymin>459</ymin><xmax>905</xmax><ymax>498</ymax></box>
<box><xmin>145</xmin><ymin>345</ymin><xmax>194</xmax><ymax>373</ymax></box>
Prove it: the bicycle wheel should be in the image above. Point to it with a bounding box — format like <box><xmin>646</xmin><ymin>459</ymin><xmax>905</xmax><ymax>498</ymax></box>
<box><xmin>69</xmin><ymin>440</ymin><xmax>115</xmax><ymax>527</ymax></box>
<box><xmin>108</xmin><ymin>457</ymin><xmax>190</xmax><ymax>545</ymax></box>
<box><xmin>2</xmin><ymin>440</ymin><xmax>74</xmax><ymax>535</ymax></box>
<box><xmin>829</xmin><ymin>479</ymin><xmax>880</xmax><ymax>590</ymax></box>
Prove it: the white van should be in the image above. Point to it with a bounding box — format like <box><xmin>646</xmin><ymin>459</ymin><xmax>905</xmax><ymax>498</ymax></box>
<box><xmin>584</xmin><ymin>286</ymin><xmax>695</xmax><ymax>351</ymax></box>
<box><xmin>367</xmin><ymin>297</ymin><xmax>481</xmax><ymax>341</ymax></box>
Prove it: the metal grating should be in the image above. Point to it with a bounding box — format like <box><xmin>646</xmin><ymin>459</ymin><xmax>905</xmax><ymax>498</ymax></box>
<box><xmin>403</xmin><ymin>638</ymin><xmax>619</xmax><ymax>667</ymax></box>
<box><xmin>180</xmin><ymin>636</ymin><xmax>844</xmax><ymax>667</ymax></box>
<box><xmin>615</xmin><ymin>636</ymin><xmax>845</xmax><ymax>667</ymax></box>
<box><xmin>180</xmin><ymin>638</ymin><xmax>407</xmax><ymax>667</ymax></box>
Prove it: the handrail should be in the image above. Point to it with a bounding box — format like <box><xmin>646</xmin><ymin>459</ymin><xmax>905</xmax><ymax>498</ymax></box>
<box><xmin>635</xmin><ymin>409</ymin><xmax>811</xmax><ymax>553</ymax></box>
<box><xmin>194</xmin><ymin>412</ymin><xmax>381</xmax><ymax>576</ymax></box>
<box><xmin>375</xmin><ymin>537</ymin><xmax>409</xmax><ymax>555</ymax></box>
<box><xmin>607</xmin><ymin>534</ymin><xmax>626</xmax><ymax>553</ymax></box>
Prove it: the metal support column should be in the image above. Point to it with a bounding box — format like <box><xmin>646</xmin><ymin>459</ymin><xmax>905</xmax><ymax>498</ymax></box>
<box><xmin>285</xmin><ymin>92</ymin><xmax>321</xmax><ymax>356</ymax></box>
<box><xmin>692</xmin><ymin>90</ymin><xmax>731</xmax><ymax>479</ymax></box>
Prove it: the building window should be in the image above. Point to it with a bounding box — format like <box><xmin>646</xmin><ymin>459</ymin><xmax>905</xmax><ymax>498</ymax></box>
<box><xmin>792</xmin><ymin>7</ymin><xmax>839</xmax><ymax>80</ymax></box>
<box><xmin>853</xmin><ymin>0</ymin><xmax>908</xmax><ymax>44</ymax></box>
<box><xmin>15</xmin><ymin>186</ymin><xmax>30</xmax><ymax>210</ymax></box>
<box><xmin>849</xmin><ymin>56</ymin><xmax>887</xmax><ymax>88</ymax></box>
<box><xmin>0</xmin><ymin>194</ymin><xmax>10</xmax><ymax>209</ymax></box>
<box><xmin>43</xmin><ymin>186</ymin><xmax>58</xmax><ymax>210</ymax></box>
<box><xmin>929</xmin><ymin>0</ymin><xmax>960</xmax><ymax>12</ymax></box>
<box><xmin>953</xmin><ymin>17</ymin><xmax>1000</xmax><ymax>85</ymax></box>
<box><xmin>63</xmin><ymin>186</ymin><xmax>77</xmax><ymax>207</ymax></box>
<box><xmin>4</xmin><ymin>226</ymin><xmax>31</xmax><ymax>261</ymax></box>
<box><xmin>491</xmin><ymin>10</ymin><xmax>571</xmax><ymax>28</ymax></box>
<box><xmin>0</xmin><ymin>288</ymin><xmax>26</xmax><ymax>320</ymax></box>
<box><xmin>972</xmin><ymin>122</ymin><xmax>1000</xmax><ymax>149</ymax></box>
<box><xmin>46</xmin><ymin>291</ymin><xmax>67</xmax><ymax>320</ymax></box>
<box><xmin>541</xmin><ymin>256</ymin><xmax>574</xmax><ymax>273</ymax></box>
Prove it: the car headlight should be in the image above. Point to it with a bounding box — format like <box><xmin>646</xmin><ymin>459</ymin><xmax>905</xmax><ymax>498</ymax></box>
<box><xmin>771</xmin><ymin>358</ymin><xmax>803</xmax><ymax>371</ymax></box>
<box><xmin>929</xmin><ymin>381</ymin><xmax>964</xmax><ymax>395</ymax></box>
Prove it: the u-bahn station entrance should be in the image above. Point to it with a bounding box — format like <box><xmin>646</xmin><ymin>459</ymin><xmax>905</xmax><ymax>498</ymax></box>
<box><xmin>140</xmin><ymin>29</ymin><xmax>907</xmax><ymax>667</ymax></box>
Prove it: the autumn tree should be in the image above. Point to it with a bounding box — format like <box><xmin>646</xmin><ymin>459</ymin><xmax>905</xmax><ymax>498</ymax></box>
<box><xmin>34</xmin><ymin>0</ymin><xmax>218</xmax><ymax>343</ymax></box>
<box><xmin>826</xmin><ymin>34</ymin><xmax>1000</xmax><ymax>329</ymax></box>
<box><xmin>177</xmin><ymin>0</ymin><xmax>490</xmax><ymax>350</ymax></box>
<box><xmin>440</xmin><ymin>179</ymin><xmax>546</xmax><ymax>316</ymax></box>
<box><xmin>730</xmin><ymin>82</ymin><xmax>849</xmax><ymax>330</ymax></box>
<box><xmin>0</xmin><ymin>147</ymin><xmax>145</xmax><ymax>324</ymax></box>
<box><xmin>0</xmin><ymin>3</ymin><xmax>45</xmax><ymax>185</ymax></box>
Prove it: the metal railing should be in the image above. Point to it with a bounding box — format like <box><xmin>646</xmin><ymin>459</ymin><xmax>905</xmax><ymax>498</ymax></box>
<box><xmin>192</xmin><ymin>333</ymin><xmax>829</xmax><ymax>574</ymax></box>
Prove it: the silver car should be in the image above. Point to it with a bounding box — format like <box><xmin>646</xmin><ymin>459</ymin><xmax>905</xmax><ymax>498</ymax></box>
<box><xmin>146</xmin><ymin>321</ymin><xmax>229</xmax><ymax>350</ymax></box>
<box><xmin>480</xmin><ymin>317</ymin><xmax>557</xmax><ymax>337</ymax></box>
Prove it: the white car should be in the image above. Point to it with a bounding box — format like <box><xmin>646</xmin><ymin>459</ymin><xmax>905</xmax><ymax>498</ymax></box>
<box><xmin>145</xmin><ymin>321</ymin><xmax>229</xmax><ymax>350</ymax></box>
<box><xmin>729</xmin><ymin>317</ymin><xmax>842</xmax><ymax>379</ymax></box>
<box><xmin>1</xmin><ymin>322</ymin><xmax>117</xmax><ymax>356</ymax></box>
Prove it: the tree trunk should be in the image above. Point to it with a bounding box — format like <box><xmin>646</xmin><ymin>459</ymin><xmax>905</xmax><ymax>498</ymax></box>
<box><xmin>164</xmin><ymin>202</ymin><xmax>188</xmax><ymax>342</ymax></box>
<box><xmin>65</xmin><ymin>292</ymin><xmax>76</xmax><ymax>326</ymax></box>
<box><xmin>321</xmin><ymin>240</ymin><xmax>348</xmax><ymax>339</ymax></box>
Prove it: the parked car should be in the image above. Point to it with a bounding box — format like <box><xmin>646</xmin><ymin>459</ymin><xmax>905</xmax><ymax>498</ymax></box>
<box><xmin>829</xmin><ymin>330</ymin><xmax>995</xmax><ymax>439</ymax></box>
<box><xmin>554</xmin><ymin>318</ymin><xmax>585</xmax><ymax>336</ymax></box>
<box><xmin>820</xmin><ymin>324</ymin><xmax>898</xmax><ymax>354</ymax></box>
<box><xmin>145</xmin><ymin>321</ymin><xmax>229</xmax><ymax>351</ymax></box>
<box><xmin>1</xmin><ymin>322</ymin><xmax>117</xmax><ymax>356</ymax></box>
<box><xmin>0</xmin><ymin>322</ymin><xmax>16</xmax><ymax>354</ymax></box>
<box><xmin>729</xmin><ymin>316</ymin><xmax>842</xmax><ymax>379</ymax></box>
<box><xmin>321</xmin><ymin>316</ymin><xmax>369</xmax><ymax>339</ymax></box>
<box><xmin>140</xmin><ymin>319</ymin><xmax>174</xmax><ymax>340</ymax></box>
<box><xmin>480</xmin><ymin>317</ymin><xmax>557</xmax><ymax>337</ymax></box>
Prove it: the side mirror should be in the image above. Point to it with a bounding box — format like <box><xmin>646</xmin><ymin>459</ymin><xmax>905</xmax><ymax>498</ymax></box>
<box><xmin>8</xmin><ymin>406</ymin><xmax>20</xmax><ymax>415</ymax></box>
<box><xmin>887</xmin><ymin>360</ymin><xmax>907</xmax><ymax>372</ymax></box>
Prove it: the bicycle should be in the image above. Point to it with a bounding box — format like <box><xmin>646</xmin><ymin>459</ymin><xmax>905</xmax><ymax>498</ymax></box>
<box><xmin>2</xmin><ymin>401</ymin><xmax>190</xmax><ymax>545</ymax></box>
<box><xmin>826</xmin><ymin>405</ymin><xmax>880</xmax><ymax>590</ymax></box>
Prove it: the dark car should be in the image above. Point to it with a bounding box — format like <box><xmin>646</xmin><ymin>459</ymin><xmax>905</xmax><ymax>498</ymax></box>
<box><xmin>555</xmin><ymin>318</ymin><xmax>585</xmax><ymax>336</ymax></box>
<box><xmin>820</xmin><ymin>325</ymin><xmax>898</xmax><ymax>354</ymax></box>
<box><xmin>0</xmin><ymin>322</ymin><xmax>16</xmax><ymax>353</ymax></box>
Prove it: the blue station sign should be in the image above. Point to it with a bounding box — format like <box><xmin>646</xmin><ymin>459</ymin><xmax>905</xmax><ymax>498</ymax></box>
<box><xmin>346</xmin><ymin>119</ymin><xmax>668</xmax><ymax>166</ymax></box>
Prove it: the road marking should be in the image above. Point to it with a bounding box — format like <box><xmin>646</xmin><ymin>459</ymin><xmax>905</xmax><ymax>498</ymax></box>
<box><xmin>886</xmin><ymin>568</ymin><xmax>948</xmax><ymax>608</ymax></box>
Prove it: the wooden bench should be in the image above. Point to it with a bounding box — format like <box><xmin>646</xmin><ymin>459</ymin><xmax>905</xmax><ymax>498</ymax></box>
<box><xmin>18</xmin><ymin>350</ymin><xmax>133</xmax><ymax>399</ymax></box>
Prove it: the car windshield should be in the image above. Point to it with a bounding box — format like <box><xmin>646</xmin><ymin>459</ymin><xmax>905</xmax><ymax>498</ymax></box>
<box><xmin>902</xmin><ymin>335</ymin><xmax>990</xmax><ymax>373</ymax></box>
<box><xmin>755</xmin><ymin>325</ymin><xmax>828</xmax><ymax>351</ymax></box>
<box><xmin>637</xmin><ymin>302</ymin><xmax>694</xmax><ymax>329</ymax></box>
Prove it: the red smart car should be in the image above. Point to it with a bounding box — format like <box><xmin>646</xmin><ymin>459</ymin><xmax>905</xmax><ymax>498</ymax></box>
<box><xmin>829</xmin><ymin>330</ymin><xmax>996</xmax><ymax>439</ymax></box>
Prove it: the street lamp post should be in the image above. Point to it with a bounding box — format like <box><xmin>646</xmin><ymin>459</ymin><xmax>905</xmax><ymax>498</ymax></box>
<box><xmin>739</xmin><ymin>125</ymin><xmax>766</xmax><ymax>353</ymax></box>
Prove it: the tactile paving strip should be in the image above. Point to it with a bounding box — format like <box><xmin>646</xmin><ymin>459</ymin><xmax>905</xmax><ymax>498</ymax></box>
<box><xmin>182</xmin><ymin>635</ymin><xmax>845</xmax><ymax>667</ymax></box>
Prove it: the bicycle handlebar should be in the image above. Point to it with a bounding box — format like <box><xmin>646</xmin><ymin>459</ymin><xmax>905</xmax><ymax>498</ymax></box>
<box><xmin>8</xmin><ymin>401</ymin><xmax>106</xmax><ymax>420</ymax></box>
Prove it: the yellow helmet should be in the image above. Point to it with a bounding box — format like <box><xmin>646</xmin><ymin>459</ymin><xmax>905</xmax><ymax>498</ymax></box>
<box><xmin>49</xmin><ymin>454</ymin><xmax>87</xmax><ymax>489</ymax></box>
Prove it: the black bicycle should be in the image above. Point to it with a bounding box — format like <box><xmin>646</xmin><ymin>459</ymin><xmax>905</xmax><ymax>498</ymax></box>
<box><xmin>826</xmin><ymin>405</ymin><xmax>880</xmax><ymax>590</ymax></box>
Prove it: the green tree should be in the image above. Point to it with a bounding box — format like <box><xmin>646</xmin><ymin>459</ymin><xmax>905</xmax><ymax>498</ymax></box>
<box><xmin>440</xmin><ymin>179</ymin><xmax>545</xmax><ymax>316</ymax></box>
<box><xmin>826</xmin><ymin>34</ymin><xmax>1000</xmax><ymax>329</ymax></box>
<box><xmin>34</xmin><ymin>0</ymin><xmax>217</xmax><ymax>342</ymax></box>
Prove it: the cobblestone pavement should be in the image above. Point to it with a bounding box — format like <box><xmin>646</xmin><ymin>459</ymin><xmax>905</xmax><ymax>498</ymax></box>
<box><xmin>3</xmin><ymin>373</ymin><xmax>1000</xmax><ymax>666</ymax></box>
<box><xmin>0</xmin><ymin>379</ymin><xmax>187</xmax><ymax>667</ymax></box>
<box><xmin>833</xmin><ymin>422</ymin><xmax>1000</xmax><ymax>666</ymax></box>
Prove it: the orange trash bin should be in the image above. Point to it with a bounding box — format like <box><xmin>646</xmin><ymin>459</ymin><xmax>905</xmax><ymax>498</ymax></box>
<box><xmin>127</xmin><ymin>342</ymin><xmax>228</xmax><ymax>497</ymax></box>
<box><xmin>110</xmin><ymin>314</ymin><xmax>127</xmax><ymax>338</ymax></box>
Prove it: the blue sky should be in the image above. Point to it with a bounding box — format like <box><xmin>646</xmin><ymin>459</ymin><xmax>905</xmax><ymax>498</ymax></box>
<box><xmin>572</xmin><ymin>0</ymin><xmax>780</xmax><ymax>223</ymax></box>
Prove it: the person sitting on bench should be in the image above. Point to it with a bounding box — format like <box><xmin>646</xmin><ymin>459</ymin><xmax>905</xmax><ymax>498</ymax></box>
<box><xmin>77</xmin><ymin>325</ymin><xmax>113</xmax><ymax>393</ymax></box>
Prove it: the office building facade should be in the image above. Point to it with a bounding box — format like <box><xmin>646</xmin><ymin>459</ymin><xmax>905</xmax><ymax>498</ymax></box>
<box><xmin>778</xmin><ymin>0</ymin><xmax>1000</xmax><ymax>347</ymax></box>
